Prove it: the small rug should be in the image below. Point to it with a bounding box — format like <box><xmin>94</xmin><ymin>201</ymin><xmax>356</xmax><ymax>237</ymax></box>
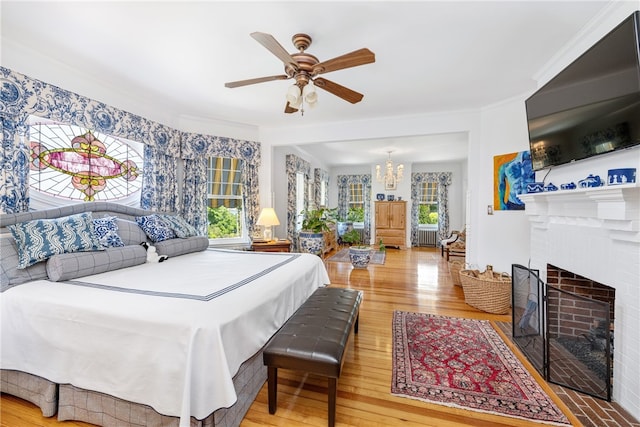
<box><xmin>392</xmin><ymin>311</ymin><xmax>570</xmax><ymax>425</ymax></box>
<box><xmin>326</xmin><ymin>248</ymin><xmax>386</xmax><ymax>264</ymax></box>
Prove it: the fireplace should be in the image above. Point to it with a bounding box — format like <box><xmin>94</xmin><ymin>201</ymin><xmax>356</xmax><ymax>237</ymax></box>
<box><xmin>518</xmin><ymin>184</ymin><xmax>639</xmax><ymax>420</ymax></box>
<box><xmin>511</xmin><ymin>264</ymin><xmax>613</xmax><ymax>400</ymax></box>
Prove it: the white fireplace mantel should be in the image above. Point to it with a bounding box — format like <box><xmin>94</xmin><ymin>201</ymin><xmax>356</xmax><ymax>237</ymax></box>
<box><xmin>519</xmin><ymin>184</ymin><xmax>640</xmax><ymax>239</ymax></box>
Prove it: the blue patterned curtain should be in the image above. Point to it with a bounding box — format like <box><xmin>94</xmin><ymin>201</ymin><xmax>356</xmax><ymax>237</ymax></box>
<box><xmin>243</xmin><ymin>161</ymin><xmax>260</xmax><ymax>236</ymax></box>
<box><xmin>337</xmin><ymin>174</ymin><xmax>372</xmax><ymax>243</ymax></box>
<box><xmin>181</xmin><ymin>133</ymin><xmax>261</xmax><ymax>238</ymax></box>
<box><xmin>182</xmin><ymin>157</ymin><xmax>208</xmax><ymax>234</ymax></box>
<box><xmin>140</xmin><ymin>145</ymin><xmax>179</xmax><ymax>213</ymax></box>
<box><xmin>0</xmin><ymin>115</ymin><xmax>30</xmax><ymax>213</ymax></box>
<box><xmin>0</xmin><ymin>67</ymin><xmax>181</xmax><ymax>214</ymax></box>
<box><xmin>410</xmin><ymin>172</ymin><xmax>452</xmax><ymax>246</ymax></box>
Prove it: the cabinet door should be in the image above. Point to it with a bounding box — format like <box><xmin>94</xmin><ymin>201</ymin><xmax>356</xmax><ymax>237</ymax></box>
<box><xmin>375</xmin><ymin>202</ymin><xmax>391</xmax><ymax>228</ymax></box>
<box><xmin>389</xmin><ymin>202</ymin><xmax>405</xmax><ymax>229</ymax></box>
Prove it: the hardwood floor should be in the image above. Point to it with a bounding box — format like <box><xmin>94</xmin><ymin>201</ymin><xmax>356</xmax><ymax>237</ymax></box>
<box><xmin>0</xmin><ymin>247</ymin><xmax>615</xmax><ymax>426</ymax></box>
<box><xmin>241</xmin><ymin>247</ymin><xmax>580</xmax><ymax>427</ymax></box>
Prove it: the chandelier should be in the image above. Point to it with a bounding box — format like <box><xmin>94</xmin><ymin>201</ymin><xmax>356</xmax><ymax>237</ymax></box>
<box><xmin>376</xmin><ymin>151</ymin><xmax>404</xmax><ymax>189</ymax></box>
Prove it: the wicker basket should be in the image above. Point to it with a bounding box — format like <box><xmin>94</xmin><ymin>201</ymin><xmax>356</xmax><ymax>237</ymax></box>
<box><xmin>448</xmin><ymin>259</ymin><xmax>465</xmax><ymax>286</ymax></box>
<box><xmin>459</xmin><ymin>266</ymin><xmax>512</xmax><ymax>314</ymax></box>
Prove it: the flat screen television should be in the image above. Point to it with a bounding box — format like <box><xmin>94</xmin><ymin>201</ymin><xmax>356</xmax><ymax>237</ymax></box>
<box><xmin>526</xmin><ymin>11</ymin><xmax>640</xmax><ymax>171</ymax></box>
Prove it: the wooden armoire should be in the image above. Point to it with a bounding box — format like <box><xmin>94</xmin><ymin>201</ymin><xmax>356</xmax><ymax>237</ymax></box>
<box><xmin>374</xmin><ymin>201</ymin><xmax>407</xmax><ymax>249</ymax></box>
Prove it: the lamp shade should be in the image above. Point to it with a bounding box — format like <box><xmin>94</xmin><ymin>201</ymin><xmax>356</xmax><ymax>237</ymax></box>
<box><xmin>286</xmin><ymin>85</ymin><xmax>301</xmax><ymax>106</ymax></box>
<box><xmin>256</xmin><ymin>208</ymin><xmax>280</xmax><ymax>227</ymax></box>
<box><xmin>303</xmin><ymin>82</ymin><xmax>317</xmax><ymax>105</ymax></box>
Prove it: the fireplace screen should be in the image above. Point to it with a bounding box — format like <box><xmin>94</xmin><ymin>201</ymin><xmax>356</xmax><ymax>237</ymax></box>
<box><xmin>511</xmin><ymin>264</ymin><xmax>545</xmax><ymax>377</ymax></box>
<box><xmin>546</xmin><ymin>285</ymin><xmax>612</xmax><ymax>401</ymax></box>
<box><xmin>511</xmin><ymin>264</ymin><xmax>613</xmax><ymax>401</ymax></box>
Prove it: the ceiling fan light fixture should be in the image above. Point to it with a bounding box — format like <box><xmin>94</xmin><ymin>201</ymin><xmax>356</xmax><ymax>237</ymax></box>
<box><xmin>303</xmin><ymin>81</ymin><xmax>318</xmax><ymax>105</ymax></box>
<box><xmin>291</xmin><ymin>97</ymin><xmax>302</xmax><ymax>109</ymax></box>
<box><xmin>286</xmin><ymin>84</ymin><xmax>301</xmax><ymax>105</ymax></box>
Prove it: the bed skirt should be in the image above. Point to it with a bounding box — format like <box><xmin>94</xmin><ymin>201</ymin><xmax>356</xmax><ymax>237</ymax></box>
<box><xmin>1</xmin><ymin>370</ymin><xmax>58</xmax><ymax>417</ymax></box>
<box><xmin>58</xmin><ymin>347</ymin><xmax>266</xmax><ymax>427</ymax></box>
<box><xmin>2</xmin><ymin>347</ymin><xmax>266</xmax><ymax>427</ymax></box>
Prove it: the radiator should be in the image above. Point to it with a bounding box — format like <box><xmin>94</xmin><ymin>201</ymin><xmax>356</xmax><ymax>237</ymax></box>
<box><xmin>418</xmin><ymin>229</ymin><xmax>437</xmax><ymax>247</ymax></box>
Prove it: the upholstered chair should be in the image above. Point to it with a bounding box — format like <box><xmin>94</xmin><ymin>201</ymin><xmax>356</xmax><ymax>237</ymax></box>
<box><xmin>441</xmin><ymin>228</ymin><xmax>465</xmax><ymax>260</ymax></box>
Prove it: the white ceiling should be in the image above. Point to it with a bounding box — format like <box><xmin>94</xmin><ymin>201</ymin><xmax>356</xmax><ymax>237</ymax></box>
<box><xmin>1</xmin><ymin>1</ymin><xmax>617</xmax><ymax>167</ymax></box>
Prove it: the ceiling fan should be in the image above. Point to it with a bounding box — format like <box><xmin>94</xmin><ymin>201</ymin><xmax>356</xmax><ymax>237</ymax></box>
<box><xmin>225</xmin><ymin>32</ymin><xmax>375</xmax><ymax>114</ymax></box>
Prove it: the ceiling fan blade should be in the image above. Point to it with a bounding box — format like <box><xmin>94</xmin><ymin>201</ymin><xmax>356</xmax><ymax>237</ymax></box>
<box><xmin>225</xmin><ymin>74</ymin><xmax>289</xmax><ymax>88</ymax></box>
<box><xmin>314</xmin><ymin>77</ymin><xmax>364</xmax><ymax>104</ymax></box>
<box><xmin>312</xmin><ymin>48</ymin><xmax>375</xmax><ymax>75</ymax></box>
<box><xmin>251</xmin><ymin>32</ymin><xmax>298</xmax><ymax>69</ymax></box>
<box><xmin>284</xmin><ymin>102</ymin><xmax>298</xmax><ymax>114</ymax></box>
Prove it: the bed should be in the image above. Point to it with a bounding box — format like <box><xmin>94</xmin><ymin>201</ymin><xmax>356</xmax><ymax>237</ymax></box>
<box><xmin>0</xmin><ymin>202</ymin><xmax>330</xmax><ymax>427</ymax></box>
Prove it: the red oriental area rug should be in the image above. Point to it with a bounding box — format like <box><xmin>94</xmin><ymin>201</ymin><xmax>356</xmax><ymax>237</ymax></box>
<box><xmin>392</xmin><ymin>311</ymin><xmax>571</xmax><ymax>425</ymax></box>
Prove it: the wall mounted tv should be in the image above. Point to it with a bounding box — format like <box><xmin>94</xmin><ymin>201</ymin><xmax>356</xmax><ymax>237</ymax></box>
<box><xmin>526</xmin><ymin>11</ymin><xmax>640</xmax><ymax>171</ymax></box>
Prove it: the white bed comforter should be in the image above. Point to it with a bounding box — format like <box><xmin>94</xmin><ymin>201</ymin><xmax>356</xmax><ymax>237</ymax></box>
<box><xmin>0</xmin><ymin>249</ymin><xmax>329</xmax><ymax>425</ymax></box>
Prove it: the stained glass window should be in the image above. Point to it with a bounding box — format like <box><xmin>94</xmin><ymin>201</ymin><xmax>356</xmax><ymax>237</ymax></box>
<box><xmin>28</xmin><ymin>117</ymin><xmax>143</xmax><ymax>202</ymax></box>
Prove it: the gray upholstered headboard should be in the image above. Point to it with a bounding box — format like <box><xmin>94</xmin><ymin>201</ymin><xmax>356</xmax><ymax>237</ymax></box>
<box><xmin>1</xmin><ymin>202</ymin><xmax>208</xmax><ymax>288</ymax></box>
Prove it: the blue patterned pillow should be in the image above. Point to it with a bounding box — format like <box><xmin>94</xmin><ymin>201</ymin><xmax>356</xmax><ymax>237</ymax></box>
<box><xmin>8</xmin><ymin>212</ymin><xmax>103</xmax><ymax>269</ymax></box>
<box><xmin>93</xmin><ymin>216</ymin><xmax>125</xmax><ymax>248</ymax></box>
<box><xmin>160</xmin><ymin>214</ymin><xmax>199</xmax><ymax>238</ymax></box>
<box><xmin>135</xmin><ymin>214</ymin><xmax>176</xmax><ymax>242</ymax></box>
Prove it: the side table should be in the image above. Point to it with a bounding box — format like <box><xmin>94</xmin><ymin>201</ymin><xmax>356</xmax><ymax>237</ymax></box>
<box><xmin>251</xmin><ymin>240</ymin><xmax>291</xmax><ymax>253</ymax></box>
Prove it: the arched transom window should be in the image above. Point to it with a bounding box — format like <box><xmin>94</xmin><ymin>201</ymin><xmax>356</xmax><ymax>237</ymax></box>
<box><xmin>28</xmin><ymin>117</ymin><xmax>143</xmax><ymax>202</ymax></box>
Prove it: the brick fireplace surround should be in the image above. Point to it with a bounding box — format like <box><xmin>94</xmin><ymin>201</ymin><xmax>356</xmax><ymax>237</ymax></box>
<box><xmin>519</xmin><ymin>184</ymin><xmax>640</xmax><ymax>421</ymax></box>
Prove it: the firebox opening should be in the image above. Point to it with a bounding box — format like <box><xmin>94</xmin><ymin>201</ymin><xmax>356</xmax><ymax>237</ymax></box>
<box><xmin>546</xmin><ymin>264</ymin><xmax>614</xmax><ymax>400</ymax></box>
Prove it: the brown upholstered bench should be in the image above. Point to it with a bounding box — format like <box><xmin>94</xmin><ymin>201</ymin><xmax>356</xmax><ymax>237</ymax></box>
<box><xmin>263</xmin><ymin>286</ymin><xmax>362</xmax><ymax>427</ymax></box>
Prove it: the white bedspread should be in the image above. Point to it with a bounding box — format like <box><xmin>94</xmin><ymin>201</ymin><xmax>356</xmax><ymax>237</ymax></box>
<box><xmin>0</xmin><ymin>249</ymin><xmax>329</xmax><ymax>425</ymax></box>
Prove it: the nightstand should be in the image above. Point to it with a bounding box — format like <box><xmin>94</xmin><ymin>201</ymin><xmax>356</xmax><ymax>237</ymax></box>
<box><xmin>251</xmin><ymin>240</ymin><xmax>291</xmax><ymax>253</ymax></box>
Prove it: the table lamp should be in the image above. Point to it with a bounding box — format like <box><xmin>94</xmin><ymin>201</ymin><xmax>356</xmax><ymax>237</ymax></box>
<box><xmin>256</xmin><ymin>208</ymin><xmax>280</xmax><ymax>241</ymax></box>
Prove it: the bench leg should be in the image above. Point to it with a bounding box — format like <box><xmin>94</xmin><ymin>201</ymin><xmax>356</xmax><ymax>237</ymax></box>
<box><xmin>268</xmin><ymin>366</ymin><xmax>278</xmax><ymax>414</ymax></box>
<box><xmin>354</xmin><ymin>314</ymin><xmax>359</xmax><ymax>334</ymax></box>
<box><xmin>328</xmin><ymin>377</ymin><xmax>337</xmax><ymax>427</ymax></box>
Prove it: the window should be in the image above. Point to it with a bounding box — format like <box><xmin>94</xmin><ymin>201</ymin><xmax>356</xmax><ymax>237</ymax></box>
<box><xmin>307</xmin><ymin>180</ymin><xmax>315</xmax><ymax>208</ymax></box>
<box><xmin>314</xmin><ymin>168</ymin><xmax>329</xmax><ymax>209</ymax></box>
<box><xmin>207</xmin><ymin>157</ymin><xmax>245</xmax><ymax>239</ymax></box>
<box><xmin>418</xmin><ymin>182</ymin><xmax>438</xmax><ymax>225</ymax></box>
<box><xmin>320</xmin><ymin>180</ymin><xmax>327</xmax><ymax>207</ymax></box>
<box><xmin>348</xmin><ymin>183</ymin><xmax>365</xmax><ymax>224</ymax></box>
<box><xmin>28</xmin><ymin>117</ymin><xmax>143</xmax><ymax>205</ymax></box>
